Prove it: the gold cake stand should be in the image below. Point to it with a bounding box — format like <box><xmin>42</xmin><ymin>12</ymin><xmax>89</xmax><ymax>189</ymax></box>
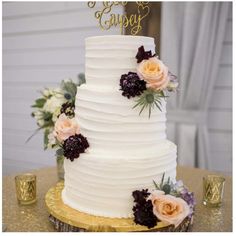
<box><xmin>45</xmin><ymin>182</ymin><xmax>193</xmax><ymax>232</ymax></box>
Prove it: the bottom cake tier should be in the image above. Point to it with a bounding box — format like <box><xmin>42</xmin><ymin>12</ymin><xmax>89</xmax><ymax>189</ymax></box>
<box><xmin>46</xmin><ymin>182</ymin><xmax>194</xmax><ymax>232</ymax></box>
<box><xmin>62</xmin><ymin>140</ymin><xmax>177</xmax><ymax>218</ymax></box>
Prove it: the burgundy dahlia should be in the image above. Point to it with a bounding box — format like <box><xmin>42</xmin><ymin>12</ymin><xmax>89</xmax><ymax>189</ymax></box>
<box><xmin>132</xmin><ymin>189</ymin><xmax>159</xmax><ymax>229</ymax></box>
<box><xmin>60</xmin><ymin>102</ymin><xmax>75</xmax><ymax>118</ymax></box>
<box><xmin>135</xmin><ymin>45</ymin><xmax>156</xmax><ymax>63</ymax></box>
<box><xmin>133</xmin><ymin>189</ymin><xmax>150</xmax><ymax>204</ymax></box>
<box><xmin>63</xmin><ymin>134</ymin><xmax>89</xmax><ymax>161</ymax></box>
<box><xmin>120</xmin><ymin>72</ymin><xmax>146</xmax><ymax>99</ymax></box>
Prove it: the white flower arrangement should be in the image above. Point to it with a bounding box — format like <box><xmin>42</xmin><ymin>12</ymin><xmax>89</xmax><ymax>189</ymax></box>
<box><xmin>29</xmin><ymin>74</ymin><xmax>85</xmax><ymax>151</ymax></box>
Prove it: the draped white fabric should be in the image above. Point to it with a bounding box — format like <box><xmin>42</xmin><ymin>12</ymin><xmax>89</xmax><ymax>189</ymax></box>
<box><xmin>161</xmin><ymin>2</ymin><xmax>230</xmax><ymax>168</ymax></box>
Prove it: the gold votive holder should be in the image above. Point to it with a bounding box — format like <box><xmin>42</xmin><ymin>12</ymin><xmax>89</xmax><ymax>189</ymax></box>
<box><xmin>202</xmin><ymin>175</ymin><xmax>225</xmax><ymax>207</ymax></box>
<box><xmin>15</xmin><ymin>173</ymin><xmax>37</xmax><ymax>205</ymax></box>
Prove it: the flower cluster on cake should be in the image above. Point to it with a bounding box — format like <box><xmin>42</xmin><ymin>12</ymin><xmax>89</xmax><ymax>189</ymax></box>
<box><xmin>120</xmin><ymin>46</ymin><xmax>178</xmax><ymax>117</ymax></box>
<box><xmin>132</xmin><ymin>174</ymin><xmax>195</xmax><ymax>229</ymax></box>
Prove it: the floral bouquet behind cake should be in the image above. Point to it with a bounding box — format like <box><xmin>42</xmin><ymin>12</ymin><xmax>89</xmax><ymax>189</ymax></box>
<box><xmin>28</xmin><ymin>74</ymin><xmax>88</xmax><ymax>179</ymax></box>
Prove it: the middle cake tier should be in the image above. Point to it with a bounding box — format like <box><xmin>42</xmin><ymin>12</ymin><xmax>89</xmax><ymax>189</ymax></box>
<box><xmin>75</xmin><ymin>84</ymin><xmax>169</xmax><ymax>154</ymax></box>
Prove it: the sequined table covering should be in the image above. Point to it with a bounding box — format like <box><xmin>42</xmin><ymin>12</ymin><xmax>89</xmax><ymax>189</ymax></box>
<box><xmin>2</xmin><ymin>166</ymin><xmax>232</xmax><ymax>232</ymax></box>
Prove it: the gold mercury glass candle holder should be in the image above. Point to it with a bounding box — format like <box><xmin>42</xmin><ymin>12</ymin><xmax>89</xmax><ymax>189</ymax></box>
<box><xmin>202</xmin><ymin>175</ymin><xmax>225</xmax><ymax>207</ymax></box>
<box><xmin>15</xmin><ymin>173</ymin><xmax>37</xmax><ymax>205</ymax></box>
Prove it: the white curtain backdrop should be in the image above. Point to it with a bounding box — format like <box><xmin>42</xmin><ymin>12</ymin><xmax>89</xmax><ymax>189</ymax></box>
<box><xmin>161</xmin><ymin>2</ymin><xmax>230</xmax><ymax>168</ymax></box>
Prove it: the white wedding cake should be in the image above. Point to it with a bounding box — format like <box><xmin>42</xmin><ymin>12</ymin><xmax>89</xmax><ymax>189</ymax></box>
<box><xmin>62</xmin><ymin>35</ymin><xmax>177</xmax><ymax>218</ymax></box>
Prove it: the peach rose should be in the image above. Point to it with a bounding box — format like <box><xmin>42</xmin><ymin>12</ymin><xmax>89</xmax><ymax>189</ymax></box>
<box><xmin>149</xmin><ymin>190</ymin><xmax>190</xmax><ymax>227</ymax></box>
<box><xmin>137</xmin><ymin>57</ymin><xmax>169</xmax><ymax>91</ymax></box>
<box><xmin>53</xmin><ymin>114</ymin><xmax>80</xmax><ymax>142</ymax></box>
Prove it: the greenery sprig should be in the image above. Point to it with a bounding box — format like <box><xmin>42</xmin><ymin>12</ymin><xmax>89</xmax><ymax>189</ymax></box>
<box><xmin>153</xmin><ymin>173</ymin><xmax>172</xmax><ymax>194</ymax></box>
<box><xmin>132</xmin><ymin>89</ymin><xmax>168</xmax><ymax>118</ymax></box>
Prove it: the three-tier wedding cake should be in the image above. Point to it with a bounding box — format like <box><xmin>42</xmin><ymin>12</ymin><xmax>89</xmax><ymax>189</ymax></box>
<box><xmin>61</xmin><ymin>35</ymin><xmax>177</xmax><ymax>218</ymax></box>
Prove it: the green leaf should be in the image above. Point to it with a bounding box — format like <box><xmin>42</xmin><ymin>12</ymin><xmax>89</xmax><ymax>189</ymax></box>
<box><xmin>154</xmin><ymin>101</ymin><xmax>162</xmax><ymax>111</ymax></box>
<box><xmin>160</xmin><ymin>173</ymin><xmax>165</xmax><ymax>189</ymax></box>
<box><xmin>139</xmin><ymin>103</ymin><xmax>147</xmax><ymax>116</ymax></box>
<box><xmin>61</xmin><ymin>80</ymin><xmax>77</xmax><ymax>98</ymax></box>
<box><xmin>31</xmin><ymin>98</ymin><xmax>46</xmax><ymax>108</ymax></box>
<box><xmin>155</xmin><ymin>99</ymin><xmax>162</xmax><ymax>106</ymax></box>
<box><xmin>44</xmin><ymin>129</ymin><xmax>50</xmax><ymax>150</ymax></box>
<box><xmin>43</xmin><ymin>112</ymin><xmax>53</xmax><ymax>122</ymax></box>
<box><xmin>39</xmin><ymin>121</ymin><xmax>54</xmax><ymax>129</ymax></box>
<box><xmin>160</xmin><ymin>90</ymin><xmax>165</xmax><ymax>97</ymax></box>
<box><xmin>159</xmin><ymin>90</ymin><xmax>167</xmax><ymax>97</ymax></box>
<box><xmin>51</xmin><ymin>144</ymin><xmax>58</xmax><ymax>149</ymax></box>
<box><xmin>132</xmin><ymin>102</ymin><xmax>141</xmax><ymax>109</ymax></box>
<box><xmin>25</xmin><ymin>127</ymin><xmax>42</xmax><ymax>143</ymax></box>
<box><xmin>56</xmin><ymin>148</ymin><xmax>64</xmax><ymax>157</ymax></box>
<box><xmin>133</xmin><ymin>98</ymin><xmax>145</xmax><ymax>109</ymax></box>
<box><xmin>153</xmin><ymin>180</ymin><xmax>160</xmax><ymax>190</ymax></box>
<box><xmin>159</xmin><ymin>90</ymin><xmax>169</xmax><ymax>99</ymax></box>
<box><xmin>78</xmin><ymin>73</ymin><xmax>86</xmax><ymax>86</ymax></box>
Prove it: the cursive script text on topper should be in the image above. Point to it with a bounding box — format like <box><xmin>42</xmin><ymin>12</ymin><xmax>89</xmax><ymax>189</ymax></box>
<box><xmin>87</xmin><ymin>2</ymin><xmax>150</xmax><ymax>35</ymax></box>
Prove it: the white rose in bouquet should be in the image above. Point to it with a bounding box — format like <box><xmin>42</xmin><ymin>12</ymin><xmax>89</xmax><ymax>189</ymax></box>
<box><xmin>53</xmin><ymin>88</ymin><xmax>65</xmax><ymax>99</ymax></box>
<box><xmin>33</xmin><ymin>110</ymin><xmax>45</xmax><ymax>127</ymax></box>
<box><xmin>42</xmin><ymin>88</ymin><xmax>53</xmax><ymax>98</ymax></box>
<box><xmin>52</xmin><ymin>107</ymin><xmax>62</xmax><ymax>123</ymax></box>
<box><xmin>47</xmin><ymin>130</ymin><xmax>57</xmax><ymax>149</ymax></box>
<box><xmin>43</xmin><ymin>95</ymin><xmax>66</xmax><ymax>114</ymax></box>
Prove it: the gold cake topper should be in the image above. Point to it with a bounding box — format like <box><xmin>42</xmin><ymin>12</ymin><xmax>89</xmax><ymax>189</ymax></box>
<box><xmin>87</xmin><ymin>2</ymin><xmax>150</xmax><ymax>35</ymax></box>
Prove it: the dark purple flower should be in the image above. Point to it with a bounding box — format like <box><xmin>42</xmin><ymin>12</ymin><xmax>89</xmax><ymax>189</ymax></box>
<box><xmin>133</xmin><ymin>189</ymin><xmax>150</xmax><ymax>204</ymax></box>
<box><xmin>63</xmin><ymin>134</ymin><xmax>89</xmax><ymax>161</ymax></box>
<box><xmin>60</xmin><ymin>102</ymin><xmax>75</xmax><ymax>118</ymax></box>
<box><xmin>133</xmin><ymin>200</ymin><xmax>158</xmax><ymax>229</ymax></box>
<box><xmin>132</xmin><ymin>189</ymin><xmax>159</xmax><ymax>229</ymax></box>
<box><xmin>120</xmin><ymin>72</ymin><xmax>146</xmax><ymax>99</ymax></box>
<box><xmin>135</xmin><ymin>46</ymin><xmax>156</xmax><ymax>63</ymax></box>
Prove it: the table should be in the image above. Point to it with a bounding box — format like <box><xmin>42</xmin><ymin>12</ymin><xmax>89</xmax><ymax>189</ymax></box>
<box><xmin>2</xmin><ymin>166</ymin><xmax>232</xmax><ymax>232</ymax></box>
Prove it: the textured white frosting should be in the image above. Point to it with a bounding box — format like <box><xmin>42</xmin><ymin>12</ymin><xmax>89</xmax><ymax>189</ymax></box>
<box><xmin>62</xmin><ymin>35</ymin><xmax>177</xmax><ymax>218</ymax></box>
<box><xmin>85</xmin><ymin>35</ymin><xmax>155</xmax><ymax>88</ymax></box>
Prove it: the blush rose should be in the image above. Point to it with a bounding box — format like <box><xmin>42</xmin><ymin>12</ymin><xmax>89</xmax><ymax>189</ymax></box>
<box><xmin>149</xmin><ymin>190</ymin><xmax>190</xmax><ymax>227</ymax></box>
<box><xmin>53</xmin><ymin>114</ymin><xmax>80</xmax><ymax>142</ymax></box>
<box><xmin>137</xmin><ymin>57</ymin><xmax>169</xmax><ymax>91</ymax></box>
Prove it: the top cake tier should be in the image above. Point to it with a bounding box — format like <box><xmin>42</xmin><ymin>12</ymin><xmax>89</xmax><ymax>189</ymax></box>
<box><xmin>76</xmin><ymin>35</ymin><xmax>168</xmax><ymax>152</ymax></box>
<box><xmin>85</xmin><ymin>35</ymin><xmax>155</xmax><ymax>88</ymax></box>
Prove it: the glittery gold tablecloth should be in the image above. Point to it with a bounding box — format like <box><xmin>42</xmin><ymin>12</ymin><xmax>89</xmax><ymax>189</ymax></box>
<box><xmin>2</xmin><ymin>166</ymin><xmax>232</xmax><ymax>232</ymax></box>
